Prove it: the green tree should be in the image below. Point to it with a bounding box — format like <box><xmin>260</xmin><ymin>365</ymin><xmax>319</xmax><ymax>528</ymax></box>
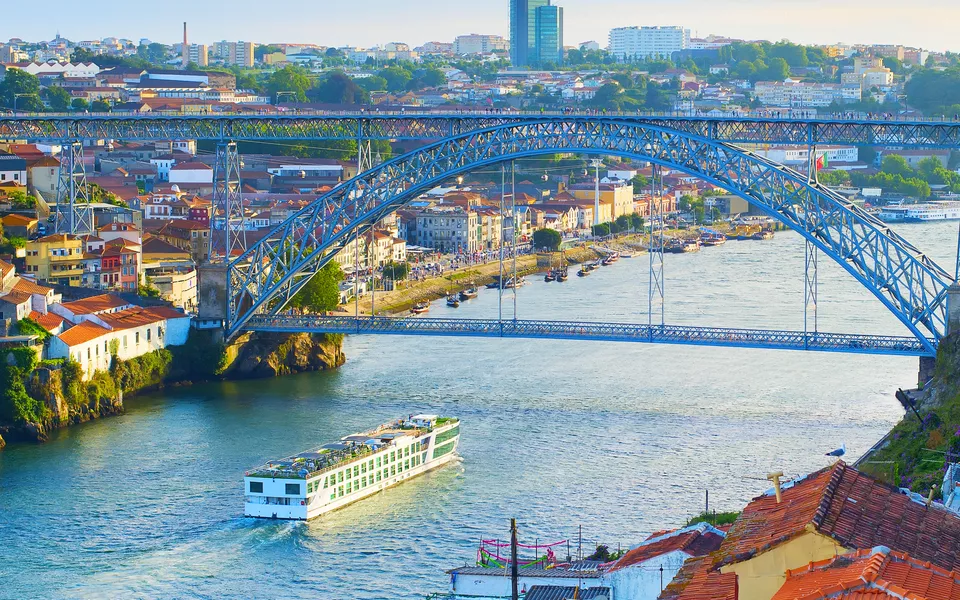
<box><xmin>409</xmin><ymin>68</ymin><xmax>447</xmax><ymax>90</ymax></box>
<box><xmin>761</xmin><ymin>58</ymin><xmax>790</xmax><ymax>81</ymax></box>
<box><xmin>45</xmin><ymin>86</ymin><xmax>72</xmax><ymax>111</ymax></box>
<box><xmin>630</xmin><ymin>213</ymin><xmax>644</xmax><ymax>231</ymax></box>
<box><xmin>254</xmin><ymin>44</ymin><xmax>283</xmax><ymax>61</ymax></box>
<box><xmin>0</xmin><ymin>68</ymin><xmax>42</xmax><ymax>111</ymax></box>
<box><xmin>379</xmin><ymin>66</ymin><xmax>413</xmax><ymax>93</ymax></box>
<box><xmin>591</xmin><ymin>223</ymin><xmax>611</xmax><ymax>237</ymax></box>
<box><xmin>312</xmin><ymin>71</ymin><xmax>369</xmax><ymax>104</ymax></box>
<box><xmin>71</xmin><ymin>98</ymin><xmax>89</xmax><ymax>111</ymax></box>
<box><xmin>266</xmin><ymin>65</ymin><xmax>312</xmax><ymax>102</ymax></box>
<box><xmin>631</xmin><ymin>174</ymin><xmax>649</xmax><ymax>189</ymax></box>
<box><xmin>382</xmin><ymin>261</ymin><xmax>410</xmax><ymax>280</ymax></box>
<box><xmin>615</xmin><ymin>214</ymin><xmax>631</xmax><ymax>232</ymax></box>
<box><xmin>7</xmin><ymin>190</ymin><xmax>35</xmax><ymax>209</ymax></box>
<box><xmin>90</xmin><ymin>99</ymin><xmax>112</xmax><ymax>112</ymax></box>
<box><xmin>291</xmin><ymin>262</ymin><xmax>344</xmax><ymax>313</ymax></box>
<box><xmin>881</xmin><ymin>154</ymin><xmax>914</xmax><ymax>178</ymax></box>
<box><xmin>356</xmin><ymin>75</ymin><xmax>388</xmax><ymax>92</ymax></box>
<box><xmin>71</xmin><ymin>48</ymin><xmax>98</xmax><ymax>63</ymax></box>
<box><xmin>532</xmin><ymin>228</ymin><xmax>562</xmax><ymax>251</ymax></box>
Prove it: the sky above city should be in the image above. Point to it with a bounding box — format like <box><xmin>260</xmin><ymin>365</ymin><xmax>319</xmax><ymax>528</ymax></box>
<box><xmin>4</xmin><ymin>0</ymin><xmax>958</xmax><ymax>52</ymax></box>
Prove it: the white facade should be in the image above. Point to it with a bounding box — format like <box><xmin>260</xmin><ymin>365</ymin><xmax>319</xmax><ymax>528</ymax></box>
<box><xmin>753</xmin><ymin>80</ymin><xmax>862</xmax><ymax>107</ymax></box>
<box><xmin>448</xmin><ymin>568</ymin><xmax>606</xmax><ymax>598</ymax></box>
<box><xmin>752</xmin><ymin>145</ymin><xmax>859</xmax><ymax>167</ymax></box>
<box><xmin>169</xmin><ymin>164</ymin><xmax>214</xmax><ymax>185</ymax></box>
<box><xmin>609</xmin><ymin>26</ymin><xmax>691</xmax><ymax>61</ymax></box>
<box><xmin>16</xmin><ymin>61</ymin><xmax>101</xmax><ymax>77</ymax></box>
<box><xmin>604</xmin><ymin>549</ymin><xmax>689</xmax><ymax>600</ymax></box>
<box><xmin>454</xmin><ymin>34</ymin><xmax>510</xmax><ymax>55</ymax></box>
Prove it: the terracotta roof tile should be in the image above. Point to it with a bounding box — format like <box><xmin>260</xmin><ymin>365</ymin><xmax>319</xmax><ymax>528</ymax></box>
<box><xmin>719</xmin><ymin>462</ymin><xmax>960</xmax><ymax>573</ymax></box>
<box><xmin>611</xmin><ymin>525</ymin><xmax>725</xmax><ymax>572</ymax></box>
<box><xmin>772</xmin><ymin>548</ymin><xmax>960</xmax><ymax>600</ymax></box>
<box><xmin>13</xmin><ymin>278</ymin><xmax>54</xmax><ymax>296</ymax></box>
<box><xmin>1</xmin><ymin>213</ymin><xmax>36</xmax><ymax>226</ymax></box>
<box><xmin>0</xmin><ymin>290</ymin><xmax>31</xmax><ymax>305</ymax></box>
<box><xmin>98</xmin><ymin>306</ymin><xmax>183</xmax><ymax>330</ymax></box>
<box><xmin>0</xmin><ymin>259</ymin><xmax>13</xmax><ymax>278</ymax></box>
<box><xmin>28</xmin><ymin>310</ymin><xmax>64</xmax><ymax>332</ymax></box>
<box><xmin>659</xmin><ymin>554</ymin><xmax>737</xmax><ymax>600</ymax></box>
<box><xmin>56</xmin><ymin>321</ymin><xmax>110</xmax><ymax>347</ymax></box>
<box><xmin>59</xmin><ymin>294</ymin><xmax>130</xmax><ymax>316</ymax></box>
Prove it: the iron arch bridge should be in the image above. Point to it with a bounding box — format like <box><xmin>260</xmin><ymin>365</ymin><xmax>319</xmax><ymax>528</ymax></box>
<box><xmin>227</xmin><ymin>119</ymin><xmax>953</xmax><ymax>356</ymax></box>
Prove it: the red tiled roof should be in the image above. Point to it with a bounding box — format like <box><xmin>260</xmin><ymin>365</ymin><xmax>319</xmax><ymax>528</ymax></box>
<box><xmin>660</xmin><ymin>554</ymin><xmax>738</xmax><ymax>600</ymax></box>
<box><xmin>28</xmin><ymin>310</ymin><xmax>64</xmax><ymax>332</ymax></box>
<box><xmin>719</xmin><ymin>462</ymin><xmax>960</xmax><ymax>573</ymax></box>
<box><xmin>0</xmin><ymin>259</ymin><xmax>13</xmax><ymax>278</ymax></box>
<box><xmin>1</xmin><ymin>213</ymin><xmax>37</xmax><ymax>226</ymax></box>
<box><xmin>772</xmin><ymin>548</ymin><xmax>960</xmax><ymax>600</ymax></box>
<box><xmin>13</xmin><ymin>277</ymin><xmax>54</xmax><ymax>296</ymax></box>
<box><xmin>34</xmin><ymin>233</ymin><xmax>81</xmax><ymax>244</ymax></box>
<box><xmin>57</xmin><ymin>320</ymin><xmax>110</xmax><ymax>347</ymax></box>
<box><xmin>0</xmin><ymin>289</ymin><xmax>31</xmax><ymax>305</ymax></box>
<box><xmin>59</xmin><ymin>294</ymin><xmax>129</xmax><ymax>316</ymax></box>
<box><xmin>171</xmin><ymin>162</ymin><xmax>212</xmax><ymax>171</ymax></box>
<box><xmin>611</xmin><ymin>525</ymin><xmax>725</xmax><ymax>572</ymax></box>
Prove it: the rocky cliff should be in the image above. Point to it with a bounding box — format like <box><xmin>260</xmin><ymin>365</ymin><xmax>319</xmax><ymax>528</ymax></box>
<box><xmin>223</xmin><ymin>332</ymin><xmax>345</xmax><ymax>379</ymax></box>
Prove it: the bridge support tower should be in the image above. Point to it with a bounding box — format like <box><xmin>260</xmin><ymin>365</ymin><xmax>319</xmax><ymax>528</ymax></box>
<box><xmin>54</xmin><ymin>141</ymin><xmax>93</xmax><ymax>235</ymax></box>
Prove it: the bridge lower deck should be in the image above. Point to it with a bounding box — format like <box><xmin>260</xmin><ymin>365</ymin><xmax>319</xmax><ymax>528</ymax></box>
<box><xmin>243</xmin><ymin>316</ymin><xmax>934</xmax><ymax>357</ymax></box>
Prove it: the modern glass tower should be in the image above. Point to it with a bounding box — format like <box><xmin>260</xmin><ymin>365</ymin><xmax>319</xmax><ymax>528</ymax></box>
<box><xmin>509</xmin><ymin>0</ymin><xmax>550</xmax><ymax>66</ymax></box>
<box><xmin>535</xmin><ymin>4</ymin><xmax>564</xmax><ymax>65</ymax></box>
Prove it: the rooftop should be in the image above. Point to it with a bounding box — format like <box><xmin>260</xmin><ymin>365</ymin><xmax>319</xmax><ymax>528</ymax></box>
<box><xmin>718</xmin><ymin>461</ymin><xmax>960</xmax><ymax>573</ymax></box>
<box><xmin>58</xmin><ymin>294</ymin><xmax>130</xmax><ymax>316</ymax></box>
<box><xmin>659</xmin><ymin>554</ymin><xmax>738</xmax><ymax>600</ymax></box>
<box><xmin>610</xmin><ymin>523</ymin><xmax>725</xmax><ymax>572</ymax></box>
<box><xmin>57</xmin><ymin>320</ymin><xmax>111</xmax><ymax>347</ymax></box>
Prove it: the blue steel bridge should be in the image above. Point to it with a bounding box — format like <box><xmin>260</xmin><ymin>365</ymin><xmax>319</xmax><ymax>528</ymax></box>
<box><xmin>6</xmin><ymin>112</ymin><xmax>958</xmax><ymax>359</ymax></box>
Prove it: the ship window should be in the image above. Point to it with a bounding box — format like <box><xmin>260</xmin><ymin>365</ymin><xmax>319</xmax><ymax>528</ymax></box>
<box><xmin>346</xmin><ymin>482</ymin><xmax>352</xmax><ymax>493</ymax></box>
<box><xmin>338</xmin><ymin>486</ymin><xmax>343</xmax><ymax>497</ymax></box>
<box><xmin>368</xmin><ymin>460</ymin><xmax>374</xmax><ymax>471</ymax></box>
<box><xmin>249</xmin><ymin>481</ymin><xmax>263</xmax><ymax>493</ymax></box>
<box><xmin>383</xmin><ymin>469</ymin><xmax>388</xmax><ymax>479</ymax></box>
<box><xmin>405</xmin><ymin>446</ymin><xmax>410</xmax><ymax>457</ymax></box>
<box><xmin>330</xmin><ymin>493</ymin><xmax>336</xmax><ymax>500</ymax></box>
<box><xmin>338</xmin><ymin>471</ymin><xmax>344</xmax><ymax>483</ymax></box>
<box><xmin>285</xmin><ymin>483</ymin><xmax>300</xmax><ymax>495</ymax></box>
<box><xmin>323</xmin><ymin>477</ymin><xmax>329</xmax><ymax>488</ymax></box>
<box><xmin>376</xmin><ymin>472</ymin><xmax>381</xmax><ymax>482</ymax></box>
<box><xmin>354</xmin><ymin>466</ymin><xmax>359</xmax><ymax>477</ymax></box>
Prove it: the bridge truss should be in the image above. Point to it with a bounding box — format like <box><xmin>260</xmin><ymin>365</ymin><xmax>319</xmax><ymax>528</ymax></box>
<box><xmin>224</xmin><ymin>120</ymin><xmax>953</xmax><ymax>355</ymax></box>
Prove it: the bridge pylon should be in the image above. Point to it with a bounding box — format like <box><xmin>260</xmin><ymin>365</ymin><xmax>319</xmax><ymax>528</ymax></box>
<box><xmin>54</xmin><ymin>141</ymin><xmax>93</xmax><ymax>235</ymax></box>
<box><xmin>207</xmin><ymin>141</ymin><xmax>246</xmax><ymax>263</ymax></box>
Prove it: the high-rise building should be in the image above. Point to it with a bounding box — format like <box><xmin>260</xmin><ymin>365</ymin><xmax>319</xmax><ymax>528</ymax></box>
<box><xmin>608</xmin><ymin>26</ymin><xmax>691</xmax><ymax>61</ymax></box>
<box><xmin>509</xmin><ymin>0</ymin><xmax>549</xmax><ymax>66</ymax></box>
<box><xmin>187</xmin><ymin>44</ymin><xmax>208</xmax><ymax>67</ymax></box>
<box><xmin>213</xmin><ymin>41</ymin><xmax>256</xmax><ymax>67</ymax></box>
<box><xmin>535</xmin><ymin>4</ymin><xmax>563</xmax><ymax>65</ymax></box>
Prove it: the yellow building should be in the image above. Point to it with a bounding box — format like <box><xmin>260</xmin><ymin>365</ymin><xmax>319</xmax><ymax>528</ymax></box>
<box><xmin>25</xmin><ymin>233</ymin><xmax>84</xmax><ymax>286</ymax></box>
<box><xmin>569</xmin><ymin>182</ymin><xmax>635</xmax><ymax>220</ymax></box>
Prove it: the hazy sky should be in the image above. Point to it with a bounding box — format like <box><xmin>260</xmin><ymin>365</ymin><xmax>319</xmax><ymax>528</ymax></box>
<box><xmin>4</xmin><ymin>0</ymin><xmax>958</xmax><ymax>52</ymax></box>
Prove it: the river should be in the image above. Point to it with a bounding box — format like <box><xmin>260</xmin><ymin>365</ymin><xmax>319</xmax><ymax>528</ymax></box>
<box><xmin>1</xmin><ymin>221</ymin><xmax>957</xmax><ymax>599</ymax></box>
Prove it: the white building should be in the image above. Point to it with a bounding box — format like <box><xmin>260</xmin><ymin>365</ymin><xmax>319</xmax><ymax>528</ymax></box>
<box><xmin>186</xmin><ymin>44</ymin><xmax>208</xmax><ymax>67</ymax></box>
<box><xmin>48</xmin><ymin>295</ymin><xmax>191</xmax><ymax>380</ymax></box>
<box><xmin>753</xmin><ymin>80</ymin><xmax>861</xmax><ymax>107</ymax></box>
<box><xmin>447</xmin><ymin>562</ymin><xmax>608</xmax><ymax>598</ymax></box>
<box><xmin>751</xmin><ymin>145</ymin><xmax>859</xmax><ymax>167</ymax></box>
<box><xmin>609</xmin><ymin>26</ymin><xmax>691</xmax><ymax>61</ymax></box>
<box><xmin>169</xmin><ymin>162</ymin><xmax>214</xmax><ymax>185</ymax></box>
<box><xmin>213</xmin><ymin>41</ymin><xmax>255</xmax><ymax>67</ymax></box>
<box><xmin>415</xmin><ymin>208</ymin><xmax>479</xmax><ymax>254</ymax></box>
<box><xmin>454</xmin><ymin>34</ymin><xmax>509</xmax><ymax>56</ymax></box>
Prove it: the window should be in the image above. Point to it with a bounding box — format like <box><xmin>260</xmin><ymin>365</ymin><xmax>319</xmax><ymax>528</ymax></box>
<box><xmin>135</xmin><ymin>332</ymin><xmax>140</xmax><ymax>345</ymax></box>
<box><xmin>338</xmin><ymin>486</ymin><xmax>343</xmax><ymax>498</ymax></box>
<box><xmin>285</xmin><ymin>483</ymin><xmax>300</xmax><ymax>495</ymax></box>
<box><xmin>361</xmin><ymin>476</ymin><xmax>367</xmax><ymax>487</ymax></box>
<box><xmin>353</xmin><ymin>466</ymin><xmax>359</xmax><ymax>478</ymax></box>
<box><xmin>405</xmin><ymin>446</ymin><xmax>410</xmax><ymax>457</ymax></box>
<box><xmin>346</xmin><ymin>468</ymin><xmax>351</xmax><ymax>480</ymax></box>
<box><xmin>249</xmin><ymin>481</ymin><xmax>263</xmax><ymax>493</ymax></box>
<box><xmin>376</xmin><ymin>472</ymin><xmax>381</xmax><ymax>482</ymax></box>
<box><xmin>323</xmin><ymin>477</ymin><xmax>329</xmax><ymax>488</ymax></box>
<box><xmin>361</xmin><ymin>462</ymin><xmax>366</xmax><ymax>473</ymax></box>
<box><xmin>146</xmin><ymin>329</ymin><xmax>151</xmax><ymax>342</ymax></box>
<box><xmin>405</xmin><ymin>459</ymin><xmax>410</xmax><ymax>470</ymax></box>
<box><xmin>376</xmin><ymin>457</ymin><xmax>381</xmax><ymax>468</ymax></box>
<box><xmin>123</xmin><ymin>335</ymin><xmax>127</xmax><ymax>348</ymax></box>
<box><xmin>391</xmin><ymin>465</ymin><xmax>396</xmax><ymax>476</ymax></box>
<box><xmin>346</xmin><ymin>482</ymin><xmax>352</xmax><ymax>494</ymax></box>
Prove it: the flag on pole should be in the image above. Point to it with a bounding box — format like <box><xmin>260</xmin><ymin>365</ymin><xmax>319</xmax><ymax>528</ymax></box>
<box><xmin>815</xmin><ymin>154</ymin><xmax>826</xmax><ymax>171</ymax></box>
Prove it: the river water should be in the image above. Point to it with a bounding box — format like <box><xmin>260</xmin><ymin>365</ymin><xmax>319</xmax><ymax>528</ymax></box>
<box><xmin>2</xmin><ymin>222</ymin><xmax>958</xmax><ymax>599</ymax></box>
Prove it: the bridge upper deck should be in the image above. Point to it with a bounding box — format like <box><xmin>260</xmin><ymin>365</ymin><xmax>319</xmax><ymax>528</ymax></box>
<box><xmin>1</xmin><ymin>110</ymin><xmax>959</xmax><ymax>146</ymax></box>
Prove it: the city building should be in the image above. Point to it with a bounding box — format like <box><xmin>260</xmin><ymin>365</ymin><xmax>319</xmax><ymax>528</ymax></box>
<box><xmin>186</xmin><ymin>44</ymin><xmax>208</xmax><ymax>67</ymax></box>
<box><xmin>509</xmin><ymin>0</ymin><xmax>549</xmax><ymax>66</ymax></box>
<box><xmin>415</xmin><ymin>208</ymin><xmax>479</xmax><ymax>254</ymax></box>
<box><xmin>609</xmin><ymin>26</ymin><xmax>691</xmax><ymax>61</ymax></box>
<box><xmin>213</xmin><ymin>41</ymin><xmax>255</xmax><ymax>68</ymax></box>
<box><xmin>0</xmin><ymin>151</ymin><xmax>27</xmax><ymax>185</ymax></box>
<box><xmin>25</xmin><ymin>234</ymin><xmax>84</xmax><ymax>286</ymax></box>
<box><xmin>569</xmin><ymin>181</ymin><xmax>634</xmax><ymax>219</ymax></box>
<box><xmin>753</xmin><ymin>80</ymin><xmax>861</xmax><ymax>107</ymax></box>
<box><xmin>534</xmin><ymin>4</ymin><xmax>564</xmax><ymax>65</ymax></box>
<box><xmin>454</xmin><ymin>34</ymin><xmax>510</xmax><ymax>56</ymax></box>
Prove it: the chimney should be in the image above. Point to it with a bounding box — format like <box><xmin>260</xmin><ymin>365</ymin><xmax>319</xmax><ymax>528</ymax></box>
<box><xmin>767</xmin><ymin>471</ymin><xmax>785</xmax><ymax>504</ymax></box>
<box><xmin>182</xmin><ymin>22</ymin><xmax>188</xmax><ymax>68</ymax></box>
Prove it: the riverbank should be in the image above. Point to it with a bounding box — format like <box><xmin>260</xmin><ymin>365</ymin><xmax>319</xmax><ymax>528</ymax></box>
<box><xmin>354</xmin><ymin>245</ymin><xmax>604</xmax><ymax>315</ymax></box>
<box><xmin>0</xmin><ymin>330</ymin><xmax>344</xmax><ymax>447</ymax></box>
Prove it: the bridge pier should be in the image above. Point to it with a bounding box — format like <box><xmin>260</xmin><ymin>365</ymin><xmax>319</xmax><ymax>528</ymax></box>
<box><xmin>197</xmin><ymin>263</ymin><xmax>229</xmax><ymax>342</ymax></box>
<box><xmin>919</xmin><ymin>282</ymin><xmax>960</xmax><ymax>387</ymax></box>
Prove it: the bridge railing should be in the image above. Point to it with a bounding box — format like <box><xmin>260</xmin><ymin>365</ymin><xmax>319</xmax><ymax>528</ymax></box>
<box><xmin>244</xmin><ymin>315</ymin><xmax>934</xmax><ymax>357</ymax></box>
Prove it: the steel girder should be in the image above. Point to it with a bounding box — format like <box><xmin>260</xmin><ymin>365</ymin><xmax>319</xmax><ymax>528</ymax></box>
<box><xmin>226</xmin><ymin>120</ymin><xmax>952</xmax><ymax>351</ymax></box>
<box><xmin>2</xmin><ymin>114</ymin><xmax>960</xmax><ymax>147</ymax></box>
<box><xmin>244</xmin><ymin>316</ymin><xmax>934</xmax><ymax>357</ymax></box>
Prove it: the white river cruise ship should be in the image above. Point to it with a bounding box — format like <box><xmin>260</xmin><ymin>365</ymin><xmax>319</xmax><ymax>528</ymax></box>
<box><xmin>244</xmin><ymin>415</ymin><xmax>460</xmax><ymax>520</ymax></box>
<box><xmin>878</xmin><ymin>201</ymin><xmax>960</xmax><ymax>223</ymax></box>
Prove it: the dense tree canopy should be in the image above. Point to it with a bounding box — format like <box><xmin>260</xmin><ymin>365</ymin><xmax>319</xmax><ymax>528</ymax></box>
<box><xmin>0</xmin><ymin>69</ymin><xmax>43</xmax><ymax>111</ymax></box>
<box><xmin>291</xmin><ymin>262</ymin><xmax>344</xmax><ymax>313</ymax></box>
<box><xmin>265</xmin><ymin>65</ymin><xmax>312</xmax><ymax>102</ymax></box>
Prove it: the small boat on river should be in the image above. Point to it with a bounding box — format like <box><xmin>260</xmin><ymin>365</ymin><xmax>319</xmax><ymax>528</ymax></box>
<box><xmin>411</xmin><ymin>302</ymin><xmax>430</xmax><ymax>314</ymax></box>
<box><xmin>446</xmin><ymin>296</ymin><xmax>461</xmax><ymax>308</ymax></box>
<box><xmin>556</xmin><ymin>266</ymin><xmax>569</xmax><ymax>282</ymax></box>
<box><xmin>459</xmin><ymin>287</ymin><xmax>479</xmax><ymax>300</ymax></box>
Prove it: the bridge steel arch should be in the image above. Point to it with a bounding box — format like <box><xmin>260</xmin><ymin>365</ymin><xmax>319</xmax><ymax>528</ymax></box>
<box><xmin>226</xmin><ymin>120</ymin><xmax>953</xmax><ymax>351</ymax></box>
